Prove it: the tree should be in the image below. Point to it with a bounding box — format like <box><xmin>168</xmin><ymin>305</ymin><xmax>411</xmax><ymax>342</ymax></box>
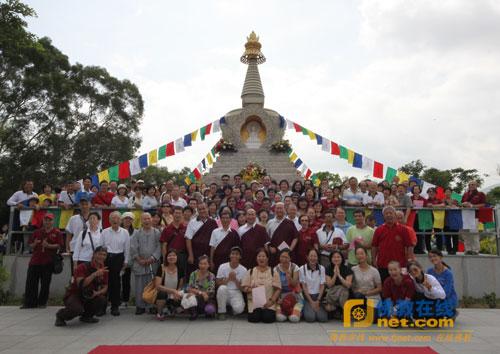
<box><xmin>0</xmin><ymin>0</ymin><xmax>143</xmax><ymax>221</ymax></box>
<box><xmin>399</xmin><ymin>160</ymin><xmax>426</xmax><ymax>178</ymax></box>
<box><xmin>135</xmin><ymin>166</ymin><xmax>191</xmax><ymax>186</ymax></box>
<box><xmin>314</xmin><ymin>171</ymin><xmax>344</xmax><ymax>187</ymax></box>
<box><xmin>486</xmin><ymin>186</ymin><xmax>500</xmax><ymax>206</ymax></box>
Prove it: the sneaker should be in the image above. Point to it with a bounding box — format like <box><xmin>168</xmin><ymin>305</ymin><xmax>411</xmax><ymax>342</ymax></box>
<box><xmin>110</xmin><ymin>308</ymin><xmax>120</xmax><ymax>316</ymax></box>
<box><xmin>54</xmin><ymin>316</ymin><xmax>66</xmax><ymax>327</ymax></box>
<box><xmin>156</xmin><ymin>313</ymin><xmax>165</xmax><ymax>321</ymax></box>
<box><xmin>217</xmin><ymin>313</ymin><xmax>227</xmax><ymax>321</ymax></box>
<box><xmin>79</xmin><ymin>316</ymin><xmax>99</xmax><ymax>324</ymax></box>
<box><xmin>135</xmin><ymin>307</ymin><xmax>146</xmax><ymax>315</ymax></box>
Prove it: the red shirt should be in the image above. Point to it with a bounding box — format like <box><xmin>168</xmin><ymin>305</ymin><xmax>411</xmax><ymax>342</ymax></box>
<box><xmin>160</xmin><ymin>222</ymin><xmax>187</xmax><ymax>252</ymax></box>
<box><xmin>29</xmin><ymin>228</ymin><xmax>64</xmax><ymax>266</ymax></box>
<box><xmin>462</xmin><ymin>190</ymin><xmax>486</xmax><ymax>205</ymax></box>
<box><xmin>92</xmin><ymin>192</ymin><xmax>114</xmax><ymax>206</ymax></box>
<box><xmin>68</xmin><ymin>261</ymin><xmax>108</xmax><ymax>296</ymax></box>
<box><xmin>253</xmin><ymin>201</ymin><xmax>263</xmax><ymax>212</ymax></box>
<box><xmin>372</xmin><ymin>223</ymin><xmax>412</xmax><ymax>268</ymax></box>
<box><xmin>321</xmin><ymin>198</ymin><xmax>341</xmax><ymax>211</ymax></box>
<box><xmin>382</xmin><ymin>274</ymin><xmax>415</xmax><ymax>302</ymax></box>
<box><xmin>296</xmin><ymin>228</ymin><xmax>319</xmax><ymax>266</ymax></box>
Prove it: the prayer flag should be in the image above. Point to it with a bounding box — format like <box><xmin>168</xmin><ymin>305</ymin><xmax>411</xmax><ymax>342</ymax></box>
<box><xmin>286</xmin><ymin>119</ymin><xmax>294</xmax><ymax>130</ymax></box>
<box><xmin>279</xmin><ymin>115</ymin><xmax>285</xmax><ymax>128</ymax></box>
<box><xmin>193</xmin><ymin>168</ymin><xmax>202</xmax><ymax>180</ymax></box>
<box><xmin>212</xmin><ymin>120</ymin><xmax>221</xmax><ymax>133</ymax></box>
<box><xmin>289</xmin><ymin>152</ymin><xmax>298</xmax><ymax>162</ymax></box>
<box><xmin>445</xmin><ymin>210</ymin><xmax>463</xmax><ymax>230</ymax></box>
<box><xmin>129</xmin><ymin>158</ymin><xmax>141</xmax><ymax>176</ymax></box>
<box><xmin>462</xmin><ymin>209</ymin><xmax>477</xmax><ymax>231</ymax></box>
<box><xmin>373</xmin><ymin>161</ymin><xmax>384</xmax><ymax>178</ymax></box>
<box><xmin>417</xmin><ymin>210</ymin><xmax>433</xmax><ymax>231</ymax></box>
<box><xmin>91</xmin><ymin>175</ymin><xmax>99</xmax><ymax>187</ymax></box>
<box><xmin>293</xmin><ymin>123</ymin><xmax>302</xmax><ymax>132</ymax></box>
<box><xmin>339</xmin><ymin>145</ymin><xmax>348</xmax><ymax>159</ymax></box>
<box><xmin>362</xmin><ymin>156</ymin><xmax>373</xmax><ymax>171</ymax></box>
<box><xmin>200</xmin><ymin>126</ymin><xmax>207</xmax><ymax>140</ymax></box>
<box><xmin>294</xmin><ymin>158</ymin><xmax>303</xmax><ymax>168</ymax></box>
<box><xmin>307</xmin><ymin>130</ymin><xmax>316</xmax><ymax>140</ymax></box>
<box><xmin>321</xmin><ymin>138</ymin><xmax>330</xmax><ymax>152</ymax></box>
<box><xmin>158</xmin><ymin>145</ymin><xmax>167</xmax><ymax>159</ymax></box>
<box><xmin>347</xmin><ymin>149</ymin><xmax>354</xmax><ymax>164</ymax></box>
<box><xmin>206</xmin><ymin>153</ymin><xmax>213</xmax><ymax>165</ymax></box>
<box><xmin>397</xmin><ymin>171</ymin><xmax>409</xmax><ymax>183</ymax></box>
<box><xmin>305</xmin><ymin>169</ymin><xmax>312</xmax><ymax>179</ymax></box>
<box><xmin>166</xmin><ymin>142</ymin><xmax>175</xmax><ymax>156</ymax></box>
<box><xmin>138</xmin><ymin>154</ymin><xmax>148</xmax><ymax>169</ymax></box>
<box><xmin>451</xmin><ymin>192</ymin><xmax>462</xmax><ymax>203</ymax></box>
<box><xmin>175</xmin><ymin>138</ymin><xmax>185</xmax><ymax>153</ymax></box>
<box><xmin>184</xmin><ymin>176</ymin><xmax>192</xmax><ymax>185</ymax></box>
<box><xmin>148</xmin><ymin>149</ymin><xmax>158</xmax><ymax>165</ymax></box>
<box><xmin>478</xmin><ymin>207</ymin><xmax>494</xmax><ymax>223</ymax></box>
<box><xmin>108</xmin><ymin>165</ymin><xmax>119</xmax><ymax>182</ymax></box>
<box><xmin>183</xmin><ymin>134</ymin><xmax>192</xmax><ymax>147</ymax></box>
<box><xmin>98</xmin><ymin>170</ymin><xmax>110</xmax><ymax>183</ymax></box>
<box><xmin>421</xmin><ymin>181</ymin><xmax>436</xmax><ymax>199</ymax></box>
<box><xmin>353</xmin><ymin>153</ymin><xmax>363</xmax><ymax>168</ymax></box>
<box><xmin>118</xmin><ymin>161</ymin><xmax>130</xmax><ymax>179</ymax></box>
<box><xmin>189</xmin><ymin>172</ymin><xmax>196</xmax><ymax>183</ymax></box>
<box><xmin>433</xmin><ymin>210</ymin><xmax>445</xmax><ymax>229</ymax></box>
<box><xmin>385</xmin><ymin>167</ymin><xmax>397</xmax><ymax>183</ymax></box>
<box><xmin>220</xmin><ymin>116</ymin><xmax>226</xmax><ymax>125</ymax></box>
<box><xmin>202</xmin><ymin>159</ymin><xmax>207</xmax><ymax>170</ymax></box>
<box><xmin>205</xmin><ymin>123</ymin><xmax>212</xmax><ymax>135</ymax></box>
<box><xmin>191</xmin><ymin>130</ymin><xmax>198</xmax><ymax>141</ymax></box>
<box><xmin>315</xmin><ymin>134</ymin><xmax>323</xmax><ymax>145</ymax></box>
<box><xmin>301</xmin><ymin>127</ymin><xmax>308</xmax><ymax>135</ymax></box>
<box><xmin>331</xmin><ymin>142</ymin><xmax>340</xmax><ymax>156</ymax></box>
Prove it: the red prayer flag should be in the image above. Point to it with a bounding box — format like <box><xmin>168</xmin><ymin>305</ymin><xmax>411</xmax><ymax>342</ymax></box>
<box><xmin>478</xmin><ymin>207</ymin><xmax>494</xmax><ymax>223</ymax></box>
<box><xmin>205</xmin><ymin>123</ymin><xmax>212</xmax><ymax>135</ymax></box>
<box><xmin>436</xmin><ymin>187</ymin><xmax>445</xmax><ymax>200</ymax></box>
<box><xmin>331</xmin><ymin>141</ymin><xmax>340</xmax><ymax>155</ymax></box>
<box><xmin>293</xmin><ymin>123</ymin><xmax>302</xmax><ymax>132</ymax></box>
<box><xmin>373</xmin><ymin>161</ymin><xmax>384</xmax><ymax>178</ymax></box>
<box><xmin>305</xmin><ymin>169</ymin><xmax>312</xmax><ymax>179</ymax></box>
<box><xmin>193</xmin><ymin>168</ymin><xmax>202</xmax><ymax>180</ymax></box>
<box><xmin>118</xmin><ymin>161</ymin><xmax>130</xmax><ymax>179</ymax></box>
<box><xmin>166</xmin><ymin>142</ymin><xmax>175</xmax><ymax>156</ymax></box>
<box><xmin>406</xmin><ymin>210</ymin><xmax>416</xmax><ymax>227</ymax></box>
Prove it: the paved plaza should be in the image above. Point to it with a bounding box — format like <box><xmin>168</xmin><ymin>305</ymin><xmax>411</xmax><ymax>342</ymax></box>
<box><xmin>0</xmin><ymin>306</ymin><xmax>497</xmax><ymax>354</ymax></box>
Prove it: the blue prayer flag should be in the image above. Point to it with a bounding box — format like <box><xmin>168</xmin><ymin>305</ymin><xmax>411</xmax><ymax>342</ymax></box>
<box><xmin>294</xmin><ymin>158</ymin><xmax>303</xmax><ymax>168</ymax></box>
<box><xmin>183</xmin><ymin>134</ymin><xmax>192</xmax><ymax>147</ymax></box>
<box><xmin>353</xmin><ymin>153</ymin><xmax>363</xmax><ymax>168</ymax></box>
<box><xmin>315</xmin><ymin>134</ymin><xmax>323</xmax><ymax>145</ymax></box>
<box><xmin>138</xmin><ymin>154</ymin><xmax>148</xmax><ymax>169</ymax></box>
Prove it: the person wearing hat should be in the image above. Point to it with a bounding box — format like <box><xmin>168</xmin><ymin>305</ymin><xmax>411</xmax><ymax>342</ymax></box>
<box><xmin>21</xmin><ymin>213</ymin><xmax>64</xmax><ymax>309</ymax></box>
<box><xmin>55</xmin><ymin>246</ymin><xmax>109</xmax><ymax>326</ymax></box>
<box><xmin>215</xmin><ymin>246</ymin><xmax>247</xmax><ymax>320</ymax></box>
<box><xmin>120</xmin><ymin>212</ymin><xmax>136</xmax><ymax>307</ymax></box>
<box><xmin>111</xmin><ymin>184</ymin><xmax>130</xmax><ymax>208</ymax></box>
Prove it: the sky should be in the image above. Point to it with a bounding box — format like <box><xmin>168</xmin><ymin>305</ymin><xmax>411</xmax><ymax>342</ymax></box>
<box><xmin>24</xmin><ymin>0</ymin><xmax>500</xmax><ymax>188</ymax></box>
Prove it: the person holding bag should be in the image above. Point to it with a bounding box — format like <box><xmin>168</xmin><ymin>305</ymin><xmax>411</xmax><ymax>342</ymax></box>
<box><xmin>155</xmin><ymin>249</ymin><xmax>185</xmax><ymax>321</ymax></box>
<box><xmin>274</xmin><ymin>248</ymin><xmax>302</xmax><ymax>323</ymax></box>
<box><xmin>130</xmin><ymin>213</ymin><xmax>161</xmax><ymax>315</ymax></box>
<box><xmin>55</xmin><ymin>246</ymin><xmax>109</xmax><ymax>326</ymax></box>
<box><xmin>184</xmin><ymin>255</ymin><xmax>216</xmax><ymax>321</ymax></box>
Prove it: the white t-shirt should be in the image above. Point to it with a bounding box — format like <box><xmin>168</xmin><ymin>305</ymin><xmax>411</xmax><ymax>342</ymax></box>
<box><xmin>316</xmin><ymin>225</ymin><xmax>347</xmax><ymax>256</ymax></box>
<box><xmin>363</xmin><ymin>192</ymin><xmax>385</xmax><ymax>206</ymax></box>
<box><xmin>216</xmin><ymin>262</ymin><xmax>247</xmax><ymax>290</ymax></box>
<box><xmin>7</xmin><ymin>190</ymin><xmax>38</xmax><ymax>206</ymax></box>
<box><xmin>299</xmin><ymin>264</ymin><xmax>326</xmax><ymax>295</ymax></box>
<box><xmin>111</xmin><ymin>195</ymin><xmax>129</xmax><ymax>208</ymax></box>
<box><xmin>65</xmin><ymin>214</ymin><xmax>102</xmax><ymax>252</ymax></box>
<box><xmin>170</xmin><ymin>197</ymin><xmax>187</xmax><ymax>208</ymax></box>
<box><xmin>209</xmin><ymin>227</ymin><xmax>232</xmax><ymax>248</ymax></box>
<box><xmin>72</xmin><ymin>229</ymin><xmax>103</xmax><ymax>262</ymax></box>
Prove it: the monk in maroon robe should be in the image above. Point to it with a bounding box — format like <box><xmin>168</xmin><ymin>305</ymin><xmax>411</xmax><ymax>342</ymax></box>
<box><xmin>210</xmin><ymin>212</ymin><xmax>240</xmax><ymax>272</ymax></box>
<box><xmin>185</xmin><ymin>203</ymin><xmax>218</xmax><ymax>277</ymax></box>
<box><xmin>267</xmin><ymin>202</ymin><xmax>299</xmax><ymax>266</ymax></box>
<box><xmin>238</xmin><ymin>208</ymin><xmax>270</xmax><ymax>269</ymax></box>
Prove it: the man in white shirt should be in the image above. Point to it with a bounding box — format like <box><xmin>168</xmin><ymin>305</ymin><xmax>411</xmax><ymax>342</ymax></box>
<box><xmin>342</xmin><ymin>177</ymin><xmax>364</xmax><ymax>206</ymax></box>
<box><xmin>209</xmin><ymin>211</ymin><xmax>240</xmax><ymax>272</ymax></box>
<box><xmin>363</xmin><ymin>181</ymin><xmax>385</xmax><ymax>207</ymax></box>
<box><xmin>286</xmin><ymin>203</ymin><xmax>301</xmax><ymax>231</ymax></box>
<box><xmin>216</xmin><ymin>246</ymin><xmax>247</xmax><ymax>320</ymax></box>
<box><xmin>102</xmin><ymin>211</ymin><xmax>130</xmax><ymax>316</ymax></box>
<box><xmin>58</xmin><ymin>181</ymin><xmax>81</xmax><ymax>209</ymax></box>
<box><xmin>7</xmin><ymin>180</ymin><xmax>38</xmax><ymax>208</ymax></box>
<box><xmin>316</xmin><ymin>210</ymin><xmax>347</xmax><ymax>267</ymax></box>
<box><xmin>170</xmin><ymin>185</ymin><xmax>187</xmax><ymax>208</ymax></box>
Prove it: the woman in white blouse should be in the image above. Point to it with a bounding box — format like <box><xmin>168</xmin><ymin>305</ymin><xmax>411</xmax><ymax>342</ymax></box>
<box><xmin>408</xmin><ymin>261</ymin><xmax>446</xmax><ymax>319</ymax></box>
<box><xmin>72</xmin><ymin>212</ymin><xmax>103</xmax><ymax>271</ymax></box>
<box><xmin>142</xmin><ymin>185</ymin><xmax>159</xmax><ymax>210</ymax></box>
<box><xmin>128</xmin><ymin>186</ymin><xmax>143</xmax><ymax>209</ymax></box>
<box><xmin>111</xmin><ymin>184</ymin><xmax>129</xmax><ymax>208</ymax></box>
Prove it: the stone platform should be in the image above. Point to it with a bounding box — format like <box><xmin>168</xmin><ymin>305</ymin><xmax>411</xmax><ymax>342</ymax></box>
<box><xmin>204</xmin><ymin>147</ymin><xmax>301</xmax><ymax>184</ymax></box>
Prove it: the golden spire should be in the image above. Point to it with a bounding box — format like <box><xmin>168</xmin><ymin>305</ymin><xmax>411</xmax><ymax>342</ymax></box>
<box><xmin>240</xmin><ymin>31</ymin><xmax>266</xmax><ymax>65</ymax></box>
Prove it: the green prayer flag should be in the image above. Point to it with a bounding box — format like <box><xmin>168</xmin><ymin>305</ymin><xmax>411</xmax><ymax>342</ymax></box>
<box><xmin>286</xmin><ymin>147</ymin><xmax>292</xmax><ymax>155</ymax></box>
<box><xmin>417</xmin><ymin>210</ymin><xmax>433</xmax><ymax>231</ymax></box>
<box><xmin>385</xmin><ymin>167</ymin><xmax>397</xmax><ymax>183</ymax></box>
<box><xmin>52</xmin><ymin>209</ymin><xmax>61</xmax><ymax>228</ymax></box>
<box><xmin>158</xmin><ymin>145</ymin><xmax>167</xmax><ymax>159</ymax></box>
<box><xmin>301</xmin><ymin>127</ymin><xmax>308</xmax><ymax>135</ymax></box>
<box><xmin>200</xmin><ymin>126</ymin><xmax>207</xmax><ymax>140</ymax></box>
<box><xmin>189</xmin><ymin>172</ymin><xmax>196</xmax><ymax>183</ymax></box>
<box><xmin>484</xmin><ymin>221</ymin><xmax>496</xmax><ymax>230</ymax></box>
<box><xmin>345</xmin><ymin>208</ymin><xmax>355</xmax><ymax>224</ymax></box>
<box><xmin>211</xmin><ymin>148</ymin><xmax>216</xmax><ymax>157</ymax></box>
<box><xmin>339</xmin><ymin>145</ymin><xmax>348</xmax><ymax>159</ymax></box>
<box><xmin>108</xmin><ymin>165</ymin><xmax>119</xmax><ymax>181</ymax></box>
<box><xmin>451</xmin><ymin>192</ymin><xmax>462</xmax><ymax>203</ymax></box>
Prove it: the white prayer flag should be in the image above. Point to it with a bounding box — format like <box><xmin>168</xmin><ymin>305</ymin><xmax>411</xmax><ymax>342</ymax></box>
<box><xmin>175</xmin><ymin>137</ymin><xmax>185</xmax><ymax>153</ymax></box>
<box><xmin>420</xmin><ymin>181</ymin><xmax>436</xmax><ymax>199</ymax></box>
<box><xmin>212</xmin><ymin>120</ymin><xmax>221</xmax><ymax>133</ymax></box>
<box><xmin>129</xmin><ymin>158</ymin><xmax>141</xmax><ymax>176</ymax></box>
<box><xmin>361</xmin><ymin>156</ymin><xmax>373</xmax><ymax>171</ymax></box>
<box><xmin>321</xmin><ymin>137</ymin><xmax>331</xmax><ymax>152</ymax></box>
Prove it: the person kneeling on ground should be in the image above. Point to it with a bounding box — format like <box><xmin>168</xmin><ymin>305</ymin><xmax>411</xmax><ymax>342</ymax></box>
<box><xmin>155</xmin><ymin>249</ymin><xmax>185</xmax><ymax>321</ymax></box>
<box><xmin>324</xmin><ymin>250</ymin><xmax>353</xmax><ymax>319</ymax></box>
<box><xmin>274</xmin><ymin>248</ymin><xmax>302</xmax><ymax>323</ymax></box>
<box><xmin>185</xmin><ymin>255</ymin><xmax>216</xmax><ymax>320</ymax></box>
<box><xmin>216</xmin><ymin>246</ymin><xmax>247</xmax><ymax>320</ymax></box>
<box><xmin>55</xmin><ymin>246</ymin><xmax>109</xmax><ymax>326</ymax></box>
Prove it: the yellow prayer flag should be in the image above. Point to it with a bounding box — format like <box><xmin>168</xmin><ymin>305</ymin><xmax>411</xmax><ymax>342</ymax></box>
<box><xmin>364</xmin><ymin>208</ymin><xmax>372</xmax><ymax>217</ymax></box>
<box><xmin>59</xmin><ymin>209</ymin><xmax>74</xmax><ymax>229</ymax></box>
<box><xmin>432</xmin><ymin>210</ymin><xmax>445</xmax><ymax>229</ymax></box>
<box><xmin>478</xmin><ymin>222</ymin><xmax>484</xmax><ymax>231</ymax></box>
<box><xmin>289</xmin><ymin>152</ymin><xmax>298</xmax><ymax>162</ymax></box>
<box><xmin>191</xmin><ymin>130</ymin><xmax>198</xmax><ymax>141</ymax></box>
<box><xmin>206</xmin><ymin>153</ymin><xmax>214</xmax><ymax>165</ymax></box>
<box><xmin>184</xmin><ymin>176</ymin><xmax>192</xmax><ymax>185</ymax></box>
<box><xmin>148</xmin><ymin>149</ymin><xmax>158</xmax><ymax>165</ymax></box>
<box><xmin>308</xmin><ymin>130</ymin><xmax>316</xmax><ymax>140</ymax></box>
<box><xmin>347</xmin><ymin>149</ymin><xmax>354</xmax><ymax>164</ymax></box>
<box><xmin>133</xmin><ymin>210</ymin><xmax>143</xmax><ymax>229</ymax></box>
<box><xmin>98</xmin><ymin>170</ymin><xmax>110</xmax><ymax>183</ymax></box>
<box><xmin>397</xmin><ymin>171</ymin><xmax>409</xmax><ymax>183</ymax></box>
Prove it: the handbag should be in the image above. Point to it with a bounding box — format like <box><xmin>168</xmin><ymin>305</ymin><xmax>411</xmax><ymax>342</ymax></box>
<box><xmin>142</xmin><ymin>265</ymin><xmax>163</xmax><ymax>304</ymax></box>
<box><xmin>181</xmin><ymin>293</ymin><xmax>198</xmax><ymax>309</ymax></box>
<box><xmin>52</xmin><ymin>252</ymin><xmax>64</xmax><ymax>274</ymax></box>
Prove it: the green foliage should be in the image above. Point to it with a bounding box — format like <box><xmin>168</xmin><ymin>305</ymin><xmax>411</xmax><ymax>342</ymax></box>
<box><xmin>0</xmin><ymin>263</ymin><xmax>10</xmax><ymax>305</ymax></box>
<box><xmin>486</xmin><ymin>186</ymin><xmax>500</xmax><ymax>205</ymax></box>
<box><xmin>479</xmin><ymin>236</ymin><xmax>497</xmax><ymax>255</ymax></box>
<box><xmin>314</xmin><ymin>171</ymin><xmax>344</xmax><ymax>187</ymax></box>
<box><xmin>135</xmin><ymin>165</ymin><xmax>191</xmax><ymax>186</ymax></box>
<box><xmin>483</xmin><ymin>292</ymin><xmax>497</xmax><ymax>309</ymax></box>
<box><xmin>399</xmin><ymin>160</ymin><xmax>484</xmax><ymax>193</ymax></box>
<box><xmin>0</xmin><ymin>1</ymin><xmax>143</xmax><ymax>222</ymax></box>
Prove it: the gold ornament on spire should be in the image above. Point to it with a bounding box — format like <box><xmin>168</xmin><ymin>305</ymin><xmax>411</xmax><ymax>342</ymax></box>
<box><xmin>240</xmin><ymin>31</ymin><xmax>266</xmax><ymax>64</ymax></box>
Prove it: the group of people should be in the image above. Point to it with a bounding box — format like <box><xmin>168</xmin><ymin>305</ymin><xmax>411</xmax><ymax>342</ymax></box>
<box><xmin>6</xmin><ymin>173</ymin><xmax>478</xmax><ymax>326</ymax></box>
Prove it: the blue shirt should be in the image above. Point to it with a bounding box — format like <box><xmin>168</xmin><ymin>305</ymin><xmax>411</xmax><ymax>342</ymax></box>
<box><xmin>427</xmin><ymin>267</ymin><xmax>457</xmax><ymax>308</ymax></box>
<box><xmin>334</xmin><ymin>221</ymin><xmax>352</xmax><ymax>237</ymax></box>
